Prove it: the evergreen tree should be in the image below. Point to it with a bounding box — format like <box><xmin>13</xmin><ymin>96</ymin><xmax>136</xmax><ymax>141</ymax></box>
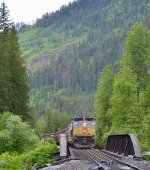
<box><xmin>7</xmin><ymin>27</ymin><xmax>29</xmax><ymax>119</ymax></box>
<box><xmin>0</xmin><ymin>2</ymin><xmax>13</xmax><ymax>32</ymax></box>
<box><xmin>0</xmin><ymin>2</ymin><xmax>13</xmax><ymax>113</ymax></box>
<box><xmin>0</xmin><ymin>3</ymin><xmax>29</xmax><ymax>120</ymax></box>
<box><xmin>0</xmin><ymin>32</ymin><xmax>11</xmax><ymax>112</ymax></box>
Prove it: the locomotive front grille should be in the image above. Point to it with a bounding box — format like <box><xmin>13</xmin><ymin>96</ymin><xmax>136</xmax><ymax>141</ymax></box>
<box><xmin>73</xmin><ymin>136</ymin><xmax>95</xmax><ymax>148</ymax></box>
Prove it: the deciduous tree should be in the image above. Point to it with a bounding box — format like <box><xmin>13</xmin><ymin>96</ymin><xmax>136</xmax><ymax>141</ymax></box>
<box><xmin>124</xmin><ymin>23</ymin><xmax>150</xmax><ymax>99</ymax></box>
<box><xmin>94</xmin><ymin>65</ymin><xmax>114</xmax><ymax>146</ymax></box>
<box><xmin>109</xmin><ymin>65</ymin><xmax>141</xmax><ymax>134</ymax></box>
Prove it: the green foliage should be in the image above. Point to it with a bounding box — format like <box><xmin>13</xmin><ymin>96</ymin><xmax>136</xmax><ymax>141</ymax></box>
<box><xmin>18</xmin><ymin>0</ymin><xmax>149</xmax><ymax>118</ymax></box>
<box><xmin>35</xmin><ymin>88</ymin><xmax>94</xmax><ymax>116</ymax></box>
<box><xmin>0</xmin><ymin>111</ymin><xmax>12</xmax><ymax>130</ymax></box>
<box><xmin>140</xmin><ymin>87</ymin><xmax>150</xmax><ymax>115</ymax></box>
<box><xmin>35</xmin><ymin>108</ymin><xmax>72</xmax><ymax>134</ymax></box>
<box><xmin>22</xmin><ymin>144</ymin><xmax>59</xmax><ymax>169</ymax></box>
<box><xmin>0</xmin><ymin>152</ymin><xmax>23</xmax><ymax>170</ymax></box>
<box><xmin>7</xmin><ymin>28</ymin><xmax>29</xmax><ymax>120</ymax></box>
<box><xmin>35</xmin><ymin>116</ymin><xmax>46</xmax><ymax>134</ymax></box>
<box><xmin>94</xmin><ymin>65</ymin><xmax>114</xmax><ymax>146</ymax></box>
<box><xmin>140</xmin><ymin>113</ymin><xmax>150</xmax><ymax>151</ymax></box>
<box><xmin>0</xmin><ymin>2</ymin><xmax>13</xmax><ymax>32</ymax></box>
<box><xmin>121</xmin><ymin>24</ymin><xmax>150</xmax><ymax>150</ymax></box>
<box><xmin>6</xmin><ymin>115</ymin><xmax>39</xmax><ymax>153</ymax></box>
<box><xmin>0</xmin><ymin>32</ymin><xmax>12</xmax><ymax>113</ymax></box>
<box><xmin>94</xmin><ymin>23</ymin><xmax>150</xmax><ymax>151</ymax></box>
<box><xmin>0</xmin><ymin>113</ymin><xmax>40</xmax><ymax>154</ymax></box>
<box><xmin>109</xmin><ymin>65</ymin><xmax>138</xmax><ymax>130</ymax></box>
<box><xmin>0</xmin><ymin>144</ymin><xmax>58</xmax><ymax>169</ymax></box>
<box><xmin>0</xmin><ymin>2</ymin><xmax>29</xmax><ymax>120</ymax></box>
<box><xmin>0</xmin><ymin>113</ymin><xmax>59</xmax><ymax>168</ymax></box>
<box><xmin>124</xmin><ymin>23</ymin><xmax>150</xmax><ymax>97</ymax></box>
<box><xmin>0</xmin><ymin>130</ymin><xmax>13</xmax><ymax>154</ymax></box>
<box><xmin>41</xmin><ymin>137</ymin><xmax>56</xmax><ymax>145</ymax></box>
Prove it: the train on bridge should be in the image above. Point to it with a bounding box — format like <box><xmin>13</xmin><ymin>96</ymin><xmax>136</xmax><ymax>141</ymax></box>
<box><xmin>42</xmin><ymin>115</ymin><xmax>96</xmax><ymax>148</ymax></box>
<box><xmin>41</xmin><ymin>116</ymin><xmax>143</xmax><ymax>159</ymax></box>
<box><xmin>67</xmin><ymin>115</ymin><xmax>96</xmax><ymax>148</ymax></box>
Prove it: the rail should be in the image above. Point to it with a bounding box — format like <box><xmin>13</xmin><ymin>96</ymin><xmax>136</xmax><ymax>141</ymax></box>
<box><xmin>72</xmin><ymin>148</ymin><xmax>143</xmax><ymax>170</ymax></box>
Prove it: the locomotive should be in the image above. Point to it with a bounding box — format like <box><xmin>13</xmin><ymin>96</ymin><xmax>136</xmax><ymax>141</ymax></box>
<box><xmin>66</xmin><ymin>115</ymin><xmax>96</xmax><ymax>148</ymax></box>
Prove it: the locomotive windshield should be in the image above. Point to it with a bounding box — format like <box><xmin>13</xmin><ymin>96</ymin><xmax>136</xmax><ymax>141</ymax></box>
<box><xmin>85</xmin><ymin>118</ymin><xmax>95</xmax><ymax>121</ymax></box>
<box><xmin>68</xmin><ymin>116</ymin><xmax>96</xmax><ymax>148</ymax></box>
<box><xmin>74</xmin><ymin>118</ymin><xmax>83</xmax><ymax>121</ymax></box>
<box><xmin>73</xmin><ymin>117</ymin><xmax>95</xmax><ymax>128</ymax></box>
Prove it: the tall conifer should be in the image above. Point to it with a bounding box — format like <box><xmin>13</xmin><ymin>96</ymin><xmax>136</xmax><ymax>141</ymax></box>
<box><xmin>0</xmin><ymin>2</ymin><xmax>13</xmax><ymax>32</ymax></box>
<box><xmin>0</xmin><ymin>32</ymin><xmax>11</xmax><ymax>112</ymax></box>
<box><xmin>0</xmin><ymin>2</ymin><xmax>29</xmax><ymax>120</ymax></box>
<box><xmin>7</xmin><ymin>27</ymin><xmax>29</xmax><ymax>119</ymax></box>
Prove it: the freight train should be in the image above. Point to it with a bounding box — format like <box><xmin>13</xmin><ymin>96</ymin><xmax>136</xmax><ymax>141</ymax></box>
<box><xmin>66</xmin><ymin>115</ymin><xmax>96</xmax><ymax>148</ymax></box>
<box><xmin>42</xmin><ymin>115</ymin><xmax>96</xmax><ymax>148</ymax></box>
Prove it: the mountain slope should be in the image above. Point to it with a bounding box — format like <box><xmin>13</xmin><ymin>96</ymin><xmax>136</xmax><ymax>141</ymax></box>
<box><xmin>18</xmin><ymin>0</ymin><xmax>150</xmax><ymax>116</ymax></box>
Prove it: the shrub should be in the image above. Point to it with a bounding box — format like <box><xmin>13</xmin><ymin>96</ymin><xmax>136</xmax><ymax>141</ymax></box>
<box><xmin>40</xmin><ymin>137</ymin><xmax>56</xmax><ymax>145</ymax></box>
<box><xmin>0</xmin><ymin>112</ymin><xmax>12</xmax><ymax>130</ymax></box>
<box><xmin>0</xmin><ymin>130</ymin><xmax>13</xmax><ymax>154</ymax></box>
<box><xmin>23</xmin><ymin>144</ymin><xmax>59</xmax><ymax>169</ymax></box>
<box><xmin>0</xmin><ymin>152</ymin><xmax>22</xmax><ymax>170</ymax></box>
<box><xmin>7</xmin><ymin>115</ymin><xmax>39</xmax><ymax>153</ymax></box>
<box><xmin>0</xmin><ymin>143</ymin><xmax>59</xmax><ymax>169</ymax></box>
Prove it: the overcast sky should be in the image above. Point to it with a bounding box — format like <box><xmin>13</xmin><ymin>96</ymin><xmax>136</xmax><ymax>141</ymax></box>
<box><xmin>0</xmin><ymin>0</ymin><xmax>75</xmax><ymax>24</ymax></box>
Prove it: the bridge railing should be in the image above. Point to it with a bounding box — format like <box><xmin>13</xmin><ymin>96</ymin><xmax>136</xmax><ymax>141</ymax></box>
<box><xmin>106</xmin><ymin>134</ymin><xmax>142</xmax><ymax>158</ymax></box>
<box><xmin>40</xmin><ymin>127</ymin><xmax>69</xmax><ymax>143</ymax></box>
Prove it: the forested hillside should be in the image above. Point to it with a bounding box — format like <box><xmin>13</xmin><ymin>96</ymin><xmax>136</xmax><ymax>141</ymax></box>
<box><xmin>18</xmin><ymin>0</ymin><xmax>150</xmax><ymax>131</ymax></box>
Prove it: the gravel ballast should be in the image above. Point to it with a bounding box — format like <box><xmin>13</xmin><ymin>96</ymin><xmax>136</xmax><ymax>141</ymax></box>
<box><xmin>40</xmin><ymin>160</ymin><xmax>96</xmax><ymax>170</ymax></box>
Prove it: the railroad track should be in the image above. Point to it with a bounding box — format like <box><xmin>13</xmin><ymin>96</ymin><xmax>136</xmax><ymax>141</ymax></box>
<box><xmin>71</xmin><ymin>148</ymin><xmax>144</xmax><ymax>170</ymax></box>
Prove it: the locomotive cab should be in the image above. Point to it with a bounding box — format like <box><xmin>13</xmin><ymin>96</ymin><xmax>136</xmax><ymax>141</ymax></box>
<box><xmin>72</xmin><ymin>116</ymin><xmax>96</xmax><ymax>148</ymax></box>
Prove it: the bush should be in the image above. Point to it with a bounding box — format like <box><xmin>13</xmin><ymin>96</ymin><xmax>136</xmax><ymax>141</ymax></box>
<box><xmin>0</xmin><ymin>130</ymin><xmax>13</xmax><ymax>154</ymax></box>
<box><xmin>0</xmin><ymin>144</ymin><xmax>59</xmax><ymax>169</ymax></box>
<box><xmin>7</xmin><ymin>115</ymin><xmax>39</xmax><ymax>153</ymax></box>
<box><xmin>0</xmin><ymin>152</ymin><xmax>23</xmax><ymax>170</ymax></box>
<box><xmin>40</xmin><ymin>137</ymin><xmax>56</xmax><ymax>145</ymax></box>
<box><xmin>22</xmin><ymin>144</ymin><xmax>59</xmax><ymax>169</ymax></box>
<box><xmin>0</xmin><ymin>112</ymin><xmax>12</xmax><ymax>130</ymax></box>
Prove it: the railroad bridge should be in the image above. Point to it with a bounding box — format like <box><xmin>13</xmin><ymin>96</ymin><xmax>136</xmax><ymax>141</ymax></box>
<box><xmin>42</xmin><ymin>131</ymin><xmax>142</xmax><ymax>159</ymax></box>
<box><xmin>40</xmin><ymin>116</ymin><xmax>144</xmax><ymax>169</ymax></box>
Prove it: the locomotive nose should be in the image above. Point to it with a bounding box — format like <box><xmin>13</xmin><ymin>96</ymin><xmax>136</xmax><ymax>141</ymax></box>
<box><xmin>83</xmin><ymin>121</ymin><xmax>87</xmax><ymax>133</ymax></box>
<box><xmin>82</xmin><ymin>127</ymin><xmax>87</xmax><ymax>133</ymax></box>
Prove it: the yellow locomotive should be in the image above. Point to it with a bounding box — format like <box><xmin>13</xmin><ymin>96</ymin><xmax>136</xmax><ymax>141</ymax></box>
<box><xmin>67</xmin><ymin>115</ymin><xmax>96</xmax><ymax>148</ymax></box>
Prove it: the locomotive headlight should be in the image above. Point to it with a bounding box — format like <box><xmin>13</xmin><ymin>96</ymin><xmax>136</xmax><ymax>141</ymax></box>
<box><xmin>83</xmin><ymin>122</ymin><xmax>86</xmax><ymax>127</ymax></box>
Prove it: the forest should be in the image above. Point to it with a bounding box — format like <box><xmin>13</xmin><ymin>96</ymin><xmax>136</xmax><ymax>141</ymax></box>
<box><xmin>0</xmin><ymin>0</ymin><xmax>150</xmax><ymax>168</ymax></box>
<box><xmin>0</xmin><ymin>2</ymin><xmax>58</xmax><ymax>169</ymax></box>
<box><xmin>95</xmin><ymin>23</ymin><xmax>150</xmax><ymax>150</ymax></box>
<box><xmin>17</xmin><ymin>0</ymin><xmax>150</xmax><ymax>133</ymax></box>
